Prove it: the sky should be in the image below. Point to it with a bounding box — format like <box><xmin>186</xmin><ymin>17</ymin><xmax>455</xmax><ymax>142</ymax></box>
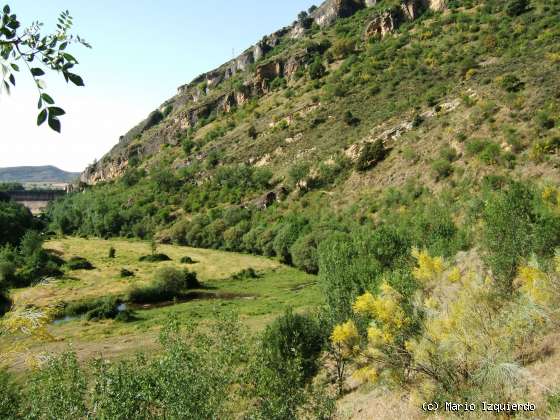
<box><xmin>0</xmin><ymin>0</ymin><xmax>317</xmax><ymax>172</ymax></box>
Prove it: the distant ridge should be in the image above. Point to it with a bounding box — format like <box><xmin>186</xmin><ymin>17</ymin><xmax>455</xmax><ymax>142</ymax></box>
<box><xmin>0</xmin><ymin>166</ymin><xmax>79</xmax><ymax>183</ymax></box>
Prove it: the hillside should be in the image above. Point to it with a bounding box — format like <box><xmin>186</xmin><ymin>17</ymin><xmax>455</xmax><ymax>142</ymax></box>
<box><xmin>13</xmin><ymin>0</ymin><xmax>560</xmax><ymax>418</ymax></box>
<box><xmin>51</xmin><ymin>0</ymin><xmax>560</xmax><ymax>261</ymax></box>
<box><xmin>0</xmin><ymin>165</ymin><xmax>79</xmax><ymax>183</ymax></box>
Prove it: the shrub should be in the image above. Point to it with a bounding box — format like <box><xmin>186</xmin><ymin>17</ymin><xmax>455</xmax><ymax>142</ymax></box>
<box><xmin>500</xmin><ymin>74</ymin><xmax>524</xmax><ymax>92</ymax></box>
<box><xmin>439</xmin><ymin>146</ymin><xmax>458</xmax><ymax>162</ymax></box>
<box><xmin>108</xmin><ymin>247</ymin><xmax>116</xmax><ymax>259</ymax></box>
<box><xmin>120</xmin><ymin>268</ymin><xmax>134</xmax><ymax>278</ymax></box>
<box><xmin>343</xmin><ymin>110</ymin><xmax>359</xmax><ymax>126</ymax></box>
<box><xmin>66</xmin><ymin>256</ymin><xmax>94</xmax><ymax>270</ymax></box>
<box><xmin>290</xmin><ymin>233</ymin><xmax>319</xmax><ymax>274</ymax></box>
<box><xmin>431</xmin><ymin>159</ymin><xmax>453</xmax><ymax>180</ymax></box>
<box><xmin>155</xmin><ymin>267</ymin><xmax>200</xmax><ymax>290</ymax></box>
<box><xmin>182</xmin><ymin>138</ymin><xmax>195</xmax><ymax>155</ymax></box>
<box><xmin>0</xmin><ymin>370</ymin><xmax>19</xmax><ymax>418</ymax></box>
<box><xmin>506</xmin><ymin>0</ymin><xmax>529</xmax><ymax>16</ymax></box>
<box><xmin>482</xmin><ymin>182</ymin><xmax>537</xmax><ymax>294</ymax></box>
<box><xmin>331</xmin><ymin>38</ymin><xmax>355</xmax><ymax>59</ymax></box>
<box><xmin>180</xmin><ymin>256</ymin><xmax>198</xmax><ymax>264</ymax></box>
<box><xmin>273</xmin><ymin>221</ymin><xmax>308</xmax><ymax>265</ymax></box>
<box><xmin>478</xmin><ymin>142</ymin><xmax>502</xmax><ymax>164</ymax></box>
<box><xmin>25</xmin><ymin>352</ymin><xmax>87</xmax><ymax>419</ymax></box>
<box><xmin>262</xmin><ymin>309</ymin><xmax>324</xmax><ymax>381</ymax></box>
<box><xmin>62</xmin><ymin>296</ymin><xmax>121</xmax><ymax>321</ymax></box>
<box><xmin>318</xmin><ymin>232</ymin><xmax>382</xmax><ymax>323</ymax></box>
<box><xmin>231</xmin><ymin>267</ymin><xmax>259</xmax><ymax>280</ymax></box>
<box><xmin>129</xmin><ymin>267</ymin><xmax>199</xmax><ymax>304</ymax></box>
<box><xmin>139</xmin><ymin>253</ymin><xmax>171</xmax><ymax>262</ymax></box>
<box><xmin>355</xmin><ymin>141</ymin><xmax>387</xmax><ymax>171</ymax></box>
<box><xmin>0</xmin><ymin>201</ymin><xmax>34</xmax><ymax>247</ymax></box>
<box><xmin>247</xmin><ymin>125</ymin><xmax>257</xmax><ymax>139</ymax></box>
<box><xmin>288</xmin><ymin>162</ymin><xmax>310</xmax><ymax>187</ymax></box>
<box><xmin>308</xmin><ymin>56</ymin><xmax>326</xmax><ymax>80</ymax></box>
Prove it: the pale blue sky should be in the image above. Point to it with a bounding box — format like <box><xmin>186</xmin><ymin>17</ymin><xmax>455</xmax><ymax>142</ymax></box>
<box><xmin>0</xmin><ymin>1</ymin><xmax>317</xmax><ymax>171</ymax></box>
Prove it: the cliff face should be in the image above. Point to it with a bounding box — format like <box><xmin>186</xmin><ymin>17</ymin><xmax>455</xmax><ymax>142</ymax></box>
<box><xmin>80</xmin><ymin>0</ymin><xmax>447</xmax><ymax>185</ymax></box>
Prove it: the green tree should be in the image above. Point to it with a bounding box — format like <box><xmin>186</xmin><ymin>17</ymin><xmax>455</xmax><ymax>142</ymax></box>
<box><xmin>0</xmin><ymin>5</ymin><xmax>90</xmax><ymax>131</ymax></box>
<box><xmin>308</xmin><ymin>55</ymin><xmax>325</xmax><ymax>80</ymax></box>
<box><xmin>506</xmin><ymin>0</ymin><xmax>529</xmax><ymax>16</ymax></box>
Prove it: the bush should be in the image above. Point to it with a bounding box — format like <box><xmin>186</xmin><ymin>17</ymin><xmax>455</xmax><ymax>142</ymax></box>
<box><xmin>478</xmin><ymin>142</ymin><xmax>502</xmax><ymax>164</ymax></box>
<box><xmin>66</xmin><ymin>256</ymin><xmax>94</xmax><ymax>270</ymax></box>
<box><xmin>343</xmin><ymin>110</ymin><xmax>359</xmax><ymax>126</ymax></box>
<box><xmin>61</xmin><ymin>296</ymin><xmax>121</xmax><ymax>321</ymax></box>
<box><xmin>273</xmin><ymin>220</ymin><xmax>308</xmax><ymax>265</ymax></box>
<box><xmin>355</xmin><ymin>141</ymin><xmax>387</xmax><ymax>171</ymax></box>
<box><xmin>290</xmin><ymin>233</ymin><xmax>319</xmax><ymax>274</ymax></box>
<box><xmin>180</xmin><ymin>256</ymin><xmax>198</xmax><ymax>264</ymax></box>
<box><xmin>247</xmin><ymin>125</ymin><xmax>257</xmax><ymax>139</ymax></box>
<box><xmin>262</xmin><ymin>309</ymin><xmax>324</xmax><ymax>381</ymax></box>
<box><xmin>0</xmin><ymin>370</ymin><xmax>19</xmax><ymax>418</ymax></box>
<box><xmin>500</xmin><ymin>74</ymin><xmax>524</xmax><ymax>92</ymax></box>
<box><xmin>182</xmin><ymin>138</ymin><xmax>195</xmax><ymax>155</ymax></box>
<box><xmin>431</xmin><ymin>159</ymin><xmax>454</xmax><ymax>180</ymax></box>
<box><xmin>506</xmin><ymin>0</ymin><xmax>529</xmax><ymax>16</ymax></box>
<box><xmin>288</xmin><ymin>162</ymin><xmax>310</xmax><ymax>187</ymax></box>
<box><xmin>129</xmin><ymin>267</ymin><xmax>199</xmax><ymax>304</ymax></box>
<box><xmin>482</xmin><ymin>183</ymin><xmax>538</xmax><ymax>294</ymax></box>
<box><xmin>120</xmin><ymin>268</ymin><xmax>135</xmax><ymax>278</ymax></box>
<box><xmin>231</xmin><ymin>267</ymin><xmax>259</xmax><ymax>280</ymax></box>
<box><xmin>308</xmin><ymin>56</ymin><xmax>326</xmax><ymax>80</ymax></box>
<box><xmin>0</xmin><ymin>201</ymin><xmax>34</xmax><ymax>247</ymax></box>
<box><xmin>108</xmin><ymin>247</ymin><xmax>116</xmax><ymax>259</ymax></box>
<box><xmin>139</xmin><ymin>253</ymin><xmax>171</xmax><ymax>262</ymax></box>
<box><xmin>25</xmin><ymin>352</ymin><xmax>87</xmax><ymax>419</ymax></box>
<box><xmin>318</xmin><ymin>232</ymin><xmax>382</xmax><ymax>323</ymax></box>
<box><xmin>331</xmin><ymin>38</ymin><xmax>355</xmax><ymax>59</ymax></box>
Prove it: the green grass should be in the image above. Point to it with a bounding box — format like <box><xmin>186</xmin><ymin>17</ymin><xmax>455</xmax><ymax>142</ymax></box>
<box><xmin>5</xmin><ymin>237</ymin><xmax>320</xmax><ymax>369</ymax></box>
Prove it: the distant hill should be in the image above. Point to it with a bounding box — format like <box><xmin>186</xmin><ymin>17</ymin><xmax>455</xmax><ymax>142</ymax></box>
<box><xmin>0</xmin><ymin>166</ymin><xmax>79</xmax><ymax>183</ymax></box>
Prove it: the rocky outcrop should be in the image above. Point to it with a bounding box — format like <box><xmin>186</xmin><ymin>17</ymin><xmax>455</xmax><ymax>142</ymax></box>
<box><xmin>364</xmin><ymin>0</ymin><xmax>446</xmax><ymax>40</ymax></box>
<box><xmin>81</xmin><ymin>0</ymin><xmax>447</xmax><ymax>185</ymax></box>
<box><xmin>311</xmin><ymin>0</ymin><xmax>365</xmax><ymax>28</ymax></box>
<box><xmin>425</xmin><ymin>0</ymin><xmax>447</xmax><ymax>11</ymax></box>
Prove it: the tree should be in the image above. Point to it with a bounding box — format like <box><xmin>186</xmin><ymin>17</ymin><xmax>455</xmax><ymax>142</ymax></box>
<box><xmin>506</xmin><ymin>0</ymin><xmax>529</xmax><ymax>16</ymax></box>
<box><xmin>308</xmin><ymin>55</ymin><xmax>325</xmax><ymax>80</ymax></box>
<box><xmin>0</xmin><ymin>5</ymin><xmax>90</xmax><ymax>132</ymax></box>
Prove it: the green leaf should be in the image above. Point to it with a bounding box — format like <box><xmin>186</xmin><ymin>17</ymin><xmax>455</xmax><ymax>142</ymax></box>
<box><xmin>38</xmin><ymin>97</ymin><xmax>43</xmax><ymax>109</ymax></box>
<box><xmin>59</xmin><ymin>42</ymin><xmax>68</xmax><ymax>50</ymax></box>
<box><xmin>48</xmin><ymin>106</ymin><xmax>65</xmax><ymax>117</ymax></box>
<box><xmin>48</xmin><ymin>116</ymin><xmax>61</xmax><ymax>133</ymax></box>
<box><xmin>8</xmin><ymin>73</ymin><xmax>14</xmax><ymax>86</ymax></box>
<box><xmin>41</xmin><ymin>93</ymin><xmax>54</xmax><ymax>104</ymax></box>
<box><xmin>62</xmin><ymin>52</ymin><xmax>77</xmax><ymax>63</ymax></box>
<box><xmin>10</xmin><ymin>63</ymin><xmax>19</xmax><ymax>72</ymax></box>
<box><xmin>68</xmin><ymin>73</ymin><xmax>84</xmax><ymax>87</ymax></box>
<box><xmin>30</xmin><ymin>67</ymin><xmax>45</xmax><ymax>77</ymax></box>
<box><xmin>37</xmin><ymin>109</ymin><xmax>48</xmax><ymax>126</ymax></box>
<box><xmin>3</xmin><ymin>5</ymin><xmax>10</xmax><ymax>14</ymax></box>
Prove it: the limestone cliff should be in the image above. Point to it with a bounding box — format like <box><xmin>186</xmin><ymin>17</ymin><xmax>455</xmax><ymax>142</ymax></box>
<box><xmin>80</xmin><ymin>0</ymin><xmax>447</xmax><ymax>185</ymax></box>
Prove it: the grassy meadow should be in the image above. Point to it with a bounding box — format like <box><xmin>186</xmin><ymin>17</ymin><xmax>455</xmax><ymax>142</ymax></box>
<box><xmin>4</xmin><ymin>237</ymin><xmax>320</xmax><ymax>370</ymax></box>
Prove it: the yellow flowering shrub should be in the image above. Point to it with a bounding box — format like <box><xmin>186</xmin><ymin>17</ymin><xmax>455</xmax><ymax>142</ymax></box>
<box><xmin>330</xmin><ymin>248</ymin><xmax>560</xmax><ymax>400</ymax></box>
<box><xmin>412</xmin><ymin>248</ymin><xmax>444</xmax><ymax>284</ymax></box>
<box><xmin>330</xmin><ymin>320</ymin><xmax>359</xmax><ymax>355</ymax></box>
